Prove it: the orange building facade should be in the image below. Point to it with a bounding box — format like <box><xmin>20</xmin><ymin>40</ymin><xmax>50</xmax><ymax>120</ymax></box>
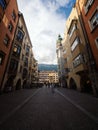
<box><xmin>0</xmin><ymin>0</ymin><xmax>18</xmax><ymax>92</ymax></box>
<box><xmin>77</xmin><ymin>0</ymin><xmax>98</xmax><ymax>70</ymax></box>
<box><xmin>76</xmin><ymin>0</ymin><xmax>98</xmax><ymax>95</ymax></box>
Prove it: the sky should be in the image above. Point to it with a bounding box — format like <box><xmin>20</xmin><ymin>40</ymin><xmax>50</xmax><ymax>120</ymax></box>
<box><xmin>17</xmin><ymin>0</ymin><xmax>76</xmax><ymax>64</ymax></box>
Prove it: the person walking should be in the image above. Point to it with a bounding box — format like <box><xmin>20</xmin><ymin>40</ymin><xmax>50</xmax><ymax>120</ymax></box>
<box><xmin>51</xmin><ymin>83</ymin><xmax>54</xmax><ymax>93</ymax></box>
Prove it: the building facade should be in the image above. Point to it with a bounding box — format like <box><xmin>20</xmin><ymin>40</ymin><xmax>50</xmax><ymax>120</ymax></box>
<box><xmin>2</xmin><ymin>12</ymin><xmax>35</xmax><ymax>92</ymax></box>
<box><xmin>0</xmin><ymin>0</ymin><xmax>18</xmax><ymax>92</ymax></box>
<box><xmin>31</xmin><ymin>59</ymin><xmax>39</xmax><ymax>84</ymax></box>
<box><xmin>56</xmin><ymin>1</ymin><xmax>98</xmax><ymax>95</ymax></box>
<box><xmin>58</xmin><ymin>5</ymin><xmax>93</xmax><ymax>93</ymax></box>
<box><xmin>39</xmin><ymin>71</ymin><xmax>58</xmax><ymax>84</ymax></box>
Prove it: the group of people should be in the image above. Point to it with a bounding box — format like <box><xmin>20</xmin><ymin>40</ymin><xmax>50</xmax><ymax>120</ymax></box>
<box><xmin>43</xmin><ymin>83</ymin><xmax>55</xmax><ymax>93</ymax></box>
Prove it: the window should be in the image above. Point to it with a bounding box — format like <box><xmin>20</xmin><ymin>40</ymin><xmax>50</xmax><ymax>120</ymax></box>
<box><xmin>71</xmin><ymin>37</ymin><xmax>80</xmax><ymax>51</ymax></box>
<box><xmin>13</xmin><ymin>44</ymin><xmax>21</xmax><ymax>56</ymax></box>
<box><xmin>12</xmin><ymin>10</ymin><xmax>16</xmax><ymax>21</ymax></box>
<box><xmin>73</xmin><ymin>54</ymin><xmax>84</xmax><ymax>67</ymax></box>
<box><xmin>0</xmin><ymin>0</ymin><xmax>6</xmax><ymax>9</ymax></box>
<box><xmin>90</xmin><ymin>10</ymin><xmax>98</xmax><ymax>30</ymax></box>
<box><xmin>16</xmin><ymin>30</ymin><xmax>24</xmax><ymax>42</ymax></box>
<box><xmin>95</xmin><ymin>37</ymin><xmax>98</xmax><ymax>49</ymax></box>
<box><xmin>9</xmin><ymin>59</ymin><xmax>18</xmax><ymax>72</ymax></box>
<box><xmin>84</xmin><ymin>0</ymin><xmax>94</xmax><ymax>13</ymax></box>
<box><xmin>8</xmin><ymin>21</ymin><xmax>13</xmax><ymax>32</ymax></box>
<box><xmin>69</xmin><ymin>24</ymin><xmax>77</xmax><ymax>38</ymax></box>
<box><xmin>24</xmin><ymin>57</ymin><xmax>28</xmax><ymax>67</ymax></box>
<box><xmin>26</xmin><ymin>46</ymin><xmax>30</xmax><ymax>56</ymax></box>
<box><xmin>3</xmin><ymin>34</ymin><xmax>10</xmax><ymax>46</ymax></box>
<box><xmin>0</xmin><ymin>51</ymin><xmax>5</xmax><ymax>65</ymax></box>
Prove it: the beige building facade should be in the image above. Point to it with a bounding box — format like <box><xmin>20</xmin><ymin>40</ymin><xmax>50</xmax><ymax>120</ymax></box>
<box><xmin>39</xmin><ymin>71</ymin><xmax>58</xmax><ymax>84</ymax></box>
<box><xmin>63</xmin><ymin>5</ymin><xmax>92</xmax><ymax>93</ymax></box>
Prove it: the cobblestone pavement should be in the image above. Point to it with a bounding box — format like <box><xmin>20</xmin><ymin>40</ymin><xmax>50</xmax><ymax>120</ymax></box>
<box><xmin>0</xmin><ymin>87</ymin><xmax>98</xmax><ymax>130</ymax></box>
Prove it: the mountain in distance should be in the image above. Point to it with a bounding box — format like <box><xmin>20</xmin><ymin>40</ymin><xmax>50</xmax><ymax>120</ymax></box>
<box><xmin>38</xmin><ymin>64</ymin><xmax>58</xmax><ymax>71</ymax></box>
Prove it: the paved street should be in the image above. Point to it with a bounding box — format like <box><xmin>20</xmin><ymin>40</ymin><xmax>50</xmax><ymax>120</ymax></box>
<box><xmin>0</xmin><ymin>87</ymin><xmax>98</xmax><ymax>130</ymax></box>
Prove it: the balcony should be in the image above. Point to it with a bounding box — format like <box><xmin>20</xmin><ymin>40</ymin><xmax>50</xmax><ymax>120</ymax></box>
<box><xmin>74</xmin><ymin>64</ymin><xmax>87</xmax><ymax>75</ymax></box>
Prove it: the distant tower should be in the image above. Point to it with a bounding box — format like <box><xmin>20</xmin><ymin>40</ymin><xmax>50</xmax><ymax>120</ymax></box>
<box><xmin>56</xmin><ymin>35</ymin><xmax>65</xmax><ymax>87</ymax></box>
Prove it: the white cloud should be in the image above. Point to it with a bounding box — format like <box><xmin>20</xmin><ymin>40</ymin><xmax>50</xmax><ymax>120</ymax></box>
<box><xmin>17</xmin><ymin>0</ymin><xmax>68</xmax><ymax>64</ymax></box>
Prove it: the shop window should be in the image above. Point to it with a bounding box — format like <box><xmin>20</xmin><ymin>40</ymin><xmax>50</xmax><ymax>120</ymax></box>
<box><xmin>0</xmin><ymin>51</ymin><xmax>5</xmax><ymax>65</ymax></box>
<box><xmin>3</xmin><ymin>34</ymin><xmax>10</xmax><ymax>46</ymax></box>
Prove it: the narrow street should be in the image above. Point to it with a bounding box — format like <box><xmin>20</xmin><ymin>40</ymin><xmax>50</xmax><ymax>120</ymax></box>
<box><xmin>0</xmin><ymin>87</ymin><xmax>98</xmax><ymax>130</ymax></box>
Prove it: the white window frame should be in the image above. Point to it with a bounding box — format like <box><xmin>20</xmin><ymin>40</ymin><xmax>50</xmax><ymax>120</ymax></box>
<box><xmin>71</xmin><ymin>37</ymin><xmax>80</xmax><ymax>51</ymax></box>
<box><xmin>89</xmin><ymin>7</ymin><xmax>98</xmax><ymax>31</ymax></box>
<box><xmin>95</xmin><ymin>37</ymin><xmax>98</xmax><ymax>49</ymax></box>
<box><xmin>69</xmin><ymin>24</ymin><xmax>77</xmax><ymax>38</ymax></box>
<box><xmin>84</xmin><ymin>0</ymin><xmax>94</xmax><ymax>14</ymax></box>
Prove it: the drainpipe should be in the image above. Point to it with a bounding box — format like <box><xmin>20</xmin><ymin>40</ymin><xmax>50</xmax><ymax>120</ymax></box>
<box><xmin>75</xmin><ymin>1</ymin><xmax>97</xmax><ymax>96</ymax></box>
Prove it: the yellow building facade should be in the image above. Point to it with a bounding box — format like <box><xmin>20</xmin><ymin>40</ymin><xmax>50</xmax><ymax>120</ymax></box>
<box><xmin>39</xmin><ymin>71</ymin><xmax>58</xmax><ymax>84</ymax></box>
<box><xmin>63</xmin><ymin>5</ymin><xmax>92</xmax><ymax>93</ymax></box>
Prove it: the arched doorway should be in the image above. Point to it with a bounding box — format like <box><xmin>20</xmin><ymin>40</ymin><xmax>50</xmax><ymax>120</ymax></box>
<box><xmin>4</xmin><ymin>76</ymin><xmax>14</xmax><ymax>92</ymax></box>
<box><xmin>16</xmin><ymin>79</ymin><xmax>21</xmax><ymax>90</ymax></box>
<box><xmin>80</xmin><ymin>76</ymin><xmax>92</xmax><ymax>93</ymax></box>
<box><xmin>69</xmin><ymin>78</ymin><xmax>77</xmax><ymax>90</ymax></box>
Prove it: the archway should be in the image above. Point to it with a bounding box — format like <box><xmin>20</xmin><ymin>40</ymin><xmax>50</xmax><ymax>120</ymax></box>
<box><xmin>4</xmin><ymin>76</ymin><xmax>14</xmax><ymax>92</ymax></box>
<box><xmin>69</xmin><ymin>78</ymin><xmax>77</xmax><ymax>90</ymax></box>
<box><xmin>16</xmin><ymin>79</ymin><xmax>21</xmax><ymax>90</ymax></box>
<box><xmin>80</xmin><ymin>76</ymin><xmax>92</xmax><ymax>93</ymax></box>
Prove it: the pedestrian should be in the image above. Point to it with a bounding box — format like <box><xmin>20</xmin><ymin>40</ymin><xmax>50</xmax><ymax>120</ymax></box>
<box><xmin>51</xmin><ymin>83</ymin><xmax>54</xmax><ymax>93</ymax></box>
